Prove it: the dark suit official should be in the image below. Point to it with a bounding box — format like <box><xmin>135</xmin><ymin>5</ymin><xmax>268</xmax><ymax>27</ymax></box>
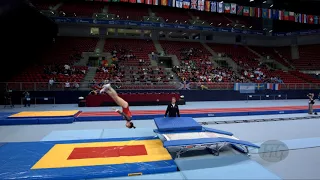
<box><xmin>165</xmin><ymin>97</ymin><xmax>180</xmax><ymax>117</ymax></box>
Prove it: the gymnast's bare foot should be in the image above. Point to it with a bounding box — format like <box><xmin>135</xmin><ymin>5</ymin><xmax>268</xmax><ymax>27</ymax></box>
<box><xmin>100</xmin><ymin>84</ymin><xmax>111</xmax><ymax>93</ymax></box>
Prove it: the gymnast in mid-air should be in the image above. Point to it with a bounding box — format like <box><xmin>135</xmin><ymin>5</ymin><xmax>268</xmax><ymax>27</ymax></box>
<box><xmin>100</xmin><ymin>84</ymin><xmax>136</xmax><ymax>129</ymax></box>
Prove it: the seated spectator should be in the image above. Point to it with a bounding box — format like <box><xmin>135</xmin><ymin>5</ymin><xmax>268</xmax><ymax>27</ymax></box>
<box><xmin>73</xmin><ymin>81</ymin><xmax>79</xmax><ymax>90</ymax></box>
<box><xmin>65</xmin><ymin>81</ymin><xmax>70</xmax><ymax>90</ymax></box>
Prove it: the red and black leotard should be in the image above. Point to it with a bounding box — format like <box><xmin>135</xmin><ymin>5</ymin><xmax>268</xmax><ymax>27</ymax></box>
<box><xmin>122</xmin><ymin>106</ymin><xmax>132</xmax><ymax>119</ymax></box>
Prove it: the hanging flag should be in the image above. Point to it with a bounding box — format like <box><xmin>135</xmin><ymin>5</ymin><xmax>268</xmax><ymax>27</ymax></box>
<box><xmin>273</xmin><ymin>84</ymin><xmax>280</xmax><ymax>91</ymax></box>
<box><xmin>249</xmin><ymin>7</ymin><xmax>255</xmax><ymax>17</ymax></box>
<box><xmin>262</xmin><ymin>8</ymin><xmax>267</xmax><ymax>18</ymax></box>
<box><xmin>205</xmin><ymin>0</ymin><xmax>210</xmax><ymax>12</ymax></box>
<box><xmin>145</xmin><ymin>0</ymin><xmax>152</xmax><ymax>5</ymax></box>
<box><xmin>268</xmin><ymin>9</ymin><xmax>272</xmax><ymax>19</ymax></box>
<box><xmin>278</xmin><ymin>10</ymin><xmax>283</xmax><ymax>20</ymax></box>
<box><xmin>283</xmin><ymin>11</ymin><xmax>289</xmax><ymax>20</ymax></box>
<box><xmin>197</xmin><ymin>0</ymin><xmax>204</xmax><ymax>11</ymax></box>
<box><xmin>137</xmin><ymin>0</ymin><xmax>144</xmax><ymax>3</ymax></box>
<box><xmin>272</xmin><ymin>9</ymin><xmax>278</xmax><ymax>20</ymax></box>
<box><xmin>314</xmin><ymin>16</ymin><xmax>319</xmax><ymax>24</ymax></box>
<box><xmin>224</xmin><ymin>3</ymin><xmax>230</xmax><ymax>13</ymax></box>
<box><xmin>175</xmin><ymin>0</ymin><xmax>182</xmax><ymax>8</ymax></box>
<box><xmin>303</xmin><ymin>14</ymin><xmax>307</xmax><ymax>23</ymax></box>
<box><xmin>190</xmin><ymin>0</ymin><xmax>197</xmax><ymax>9</ymax></box>
<box><xmin>240</xmin><ymin>83</ymin><xmax>256</xmax><ymax>93</ymax></box>
<box><xmin>230</xmin><ymin>3</ymin><xmax>236</xmax><ymax>14</ymax></box>
<box><xmin>210</xmin><ymin>1</ymin><xmax>216</xmax><ymax>12</ymax></box>
<box><xmin>308</xmin><ymin>15</ymin><xmax>314</xmax><ymax>24</ymax></box>
<box><xmin>255</xmin><ymin>84</ymin><xmax>265</xmax><ymax>91</ymax></box>
<box><xmin>294</xmin><ymin>13</ymin><xmax>299</xmax><ymax>23</ymax></box>
<box><xmin>161</xmin><ymin>0</ymin><xmax>168</xmax><ymax>6</ymax></box>
<box><xmin>298</xmin><ymin>14</ymin><xmax>302</xmax><ymax>23</ymax></box>
<box><xmin>179</xmin><ymin>81</ymin><xmax>191</xmax><ymax>90</ymax></box>
<box><xmin>243</xmin><ymin>6</ymin><xmax>249</xmax><ymax>16</ymax></box>
<box><xmin>267</xmin><ymin>83</ymin><xmax>273</xmax><ymax>90</ymax></box>
<box><xmin>168</xmin><ymin>0</ymin><xmax>175</xmax><ymax>7</ymax></box>
<box><xmin>218</xmin><ymin>2</ymin><xmax>224</xmax><ymax>13</ymax></box>
<box><xmin>153</xmin><ymin>0</ymin><xmax>159</xmax><ymax>5</ymax></box>
<box><xmin>183</xmin><ymin>0</ymin><xmax>190</xmax><ymax>9</ymax></box>
<box><xmin>289</xmin><ymin>12</ymin><xmax>295</xmax><ymax>21</ymax></box>
<box><xmin>255</xmin><ymin>8</ymin><xmax>261</xmax><ymax>18</ymax></box>
<box><xmin>237</xmin><ymin>6</ymin><xmax>243</xmax><ymax>15</ymax></box>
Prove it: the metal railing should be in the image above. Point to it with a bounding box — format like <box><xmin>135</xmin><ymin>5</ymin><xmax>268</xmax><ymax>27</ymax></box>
<box><xmin>1</xmin><ymin>82</ymin><xmax>320</xmax><ymax>91</ymax></box>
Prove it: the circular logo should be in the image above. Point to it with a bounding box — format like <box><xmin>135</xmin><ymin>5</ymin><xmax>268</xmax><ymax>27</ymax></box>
<box><xmin>258</xmin><ymin>140</ymin><xmax>289</xmax><ymax>163</ymax></box>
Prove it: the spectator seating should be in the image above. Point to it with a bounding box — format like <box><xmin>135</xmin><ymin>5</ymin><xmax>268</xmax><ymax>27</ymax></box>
<box><xmin>289</xmin><ymin>71</ymin><xmax>320</xmax><ymax>84</ymax></box>
<box><xmin>249</xmin><ymin>46</ymin><xmax>292</xmax><ymax>68</ymax></box>
<box><xmin>152</xmin><ymin>7</ymin><xmax>192</xmax><ymax>24</ymax></box>
<box><xmin>265</xmin><ymin>70</ymin><xmax>305</xmax><ymax>83</ymax></box>
<box><xmin>43</xmin><ymin>37</ymin><xmax>98</xmax><ymax>64</ymax></box>
<box><xmin>104</xmin><ymin>38</ymin><xmax>155</xmax><ymax>66</ymax></box>
<box><xmin>58</xmin><ymin>2</ymin><xmax>104</xmax><ymax>17</ymax></box>
<box><xmin>30</xmin><ymin>0</ymin><xmax>59</xmax><ymax>10</ymax></box>
<box><xmin>209</xmin><ymin>44</ymin><xmax>259</xmax><ymax>68</ymax></box>
<box><xmin>159</xmin><ymin>41</ymin><xmax>211</xmax><ymax>60</ymax></box>
<box><xmin>31</xmin><ymin>0</ymin><xmax>60</xmax><ymax>10</ymax></box>
<box><xmin>108</xmin><ymin>4</ymin><xmax>149</xmax><ymax>21</ymax></box>
<box><xmin>291</xmin><ymin>45</ymin><xmax>320</xmax><ymax>70</ymax></box>
<box><xmin>94</xmin><ymin>65</ymin><xmax>171</xmax><ymax>83</ymax></box>
<box><xmin>225</xmin><ymin>15</ymin><xmax>262</xmax><ymax>30</ymax></box>
<box><xmin>192</xmin><ymin>11</ymin><xmax>231</xmax><ymax>27</ymax></box>
<box><xmin>8</xmin><ymin>37</ymin><xmax>97</xmax><ymax>89</ymax></box>
<box><xmin>11</xmin><ymin>66</ymin><xmax>88</xmax><ymax>82</ymax></box>
<box><xmin>274</xmin><ymin>46</ymin><xmax>292</xmax><ymax>62</ymax></box>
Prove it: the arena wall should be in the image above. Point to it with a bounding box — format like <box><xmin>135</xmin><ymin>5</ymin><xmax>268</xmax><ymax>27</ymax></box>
<box><xmin>5</xmin><ymin>90</ymin><xmax>317</xmax><ymax>105</ymax></box>
<box><xmin>58</xmin><ymin>25</ymin><xmax>320</xmax><ymax>47</ymax></box>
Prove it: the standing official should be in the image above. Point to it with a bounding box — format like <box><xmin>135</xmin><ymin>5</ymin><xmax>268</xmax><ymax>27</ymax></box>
<box><xmin>164</xmin><ymin>97</ymin><xmax>180</xmax><ymax>117</ymax></box>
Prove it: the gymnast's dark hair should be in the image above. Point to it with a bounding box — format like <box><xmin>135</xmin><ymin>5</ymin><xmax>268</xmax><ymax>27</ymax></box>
<box><xmin>128</xmin><ymin>122</ymin><xmax>136</xmax><ymax>129</ymax></box>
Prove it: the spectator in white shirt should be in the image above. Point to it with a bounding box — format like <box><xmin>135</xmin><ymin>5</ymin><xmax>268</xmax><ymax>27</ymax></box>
<box><xmin>65</xmin><ymin>81</ymin><xmax>70</xmax><ymax>90</ymax></box>
<box><xmin>64</xmin><ymin>64</ymin><xmax>70</xmax><ymax>70</ymax></box>
<box><xmin>151</xmin><ymin>52</ymin><xmax>155</xmax><ymax>60</ymax></box>
<box><xmin>49</xmin><ymin>78</ymin><xmax>54</xmax><ymax>86</ymax></box>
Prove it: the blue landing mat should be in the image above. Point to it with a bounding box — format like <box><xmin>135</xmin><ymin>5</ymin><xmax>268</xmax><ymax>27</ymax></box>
<box><xmin>0</xmin><ymin>137</ymin><xmax>176</xmax><ymax>180</ymax></box>
<box><xmin>41</xmin><ymin>129</ymin><xmax>104</xmax><ymax>141</ymax></box>
<box><xmin>41</xmin><ymin>128</ymin><xmax>157</xmax><ymax>141</ymax></box>
<box><xmin>154</xmin><ymin>117</ymin><xmax>202</xmax><ymax>132</ymax></box>
<box><xmin>94</xmin><ymin>172</ymin><xmax>185</xmax><ymax>180</ymax></box>
<box><xmin>175</xmin><ymin>155</ymin><xmax>281</xmax><ymax>179</ymax></box>
<box><xmin>0</xmin><ymin>117</ymin><xmax>74</xmax><ymax>125</ymax></box>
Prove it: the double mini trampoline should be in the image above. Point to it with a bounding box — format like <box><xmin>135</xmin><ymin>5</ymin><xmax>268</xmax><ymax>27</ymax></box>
<box><xmin>153</xmin><ymin>117</ymin><xmax>260</xmax><ymax>158</ymax></box>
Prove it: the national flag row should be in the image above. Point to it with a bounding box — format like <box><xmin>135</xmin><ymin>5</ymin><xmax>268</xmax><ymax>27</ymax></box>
<box><xmin>96</xmin><ymin>0</ymin><xmax>319</xmax><ymax>24</ymax></box>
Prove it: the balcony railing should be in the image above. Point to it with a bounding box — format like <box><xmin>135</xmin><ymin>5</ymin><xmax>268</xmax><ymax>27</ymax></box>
<box><xmin>2</xmin><ymin>82</ymin><xmax>320</xmax><ymax>91</ymax></box>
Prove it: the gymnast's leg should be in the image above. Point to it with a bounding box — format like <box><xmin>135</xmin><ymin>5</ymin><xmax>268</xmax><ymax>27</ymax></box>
<box><xmin>100</xmin><ymin>84</ymin><xmax>128</xmax><ymax>108</ymax></box>
<box><xmin>100</xmin><ymin>84</ymin><xmax>135</xmax><ymax>128</ymax></box>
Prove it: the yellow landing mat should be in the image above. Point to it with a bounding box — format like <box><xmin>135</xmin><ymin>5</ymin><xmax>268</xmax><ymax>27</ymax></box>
<box><xmin>9</xmin><ymin>110</ymin><xmax>79</xmax><ymax>118</ymax></box>
<box><xmin>32</xmin><ymin>139</ymin><xmax>172</xmax><ymax>169</ymax></box>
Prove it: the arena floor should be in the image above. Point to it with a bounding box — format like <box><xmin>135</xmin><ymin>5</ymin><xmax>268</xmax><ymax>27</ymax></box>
<box><xmin>1</xmin><ymin>99</ymin><xmax>320</xmax><ymax>179</ymax></box>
